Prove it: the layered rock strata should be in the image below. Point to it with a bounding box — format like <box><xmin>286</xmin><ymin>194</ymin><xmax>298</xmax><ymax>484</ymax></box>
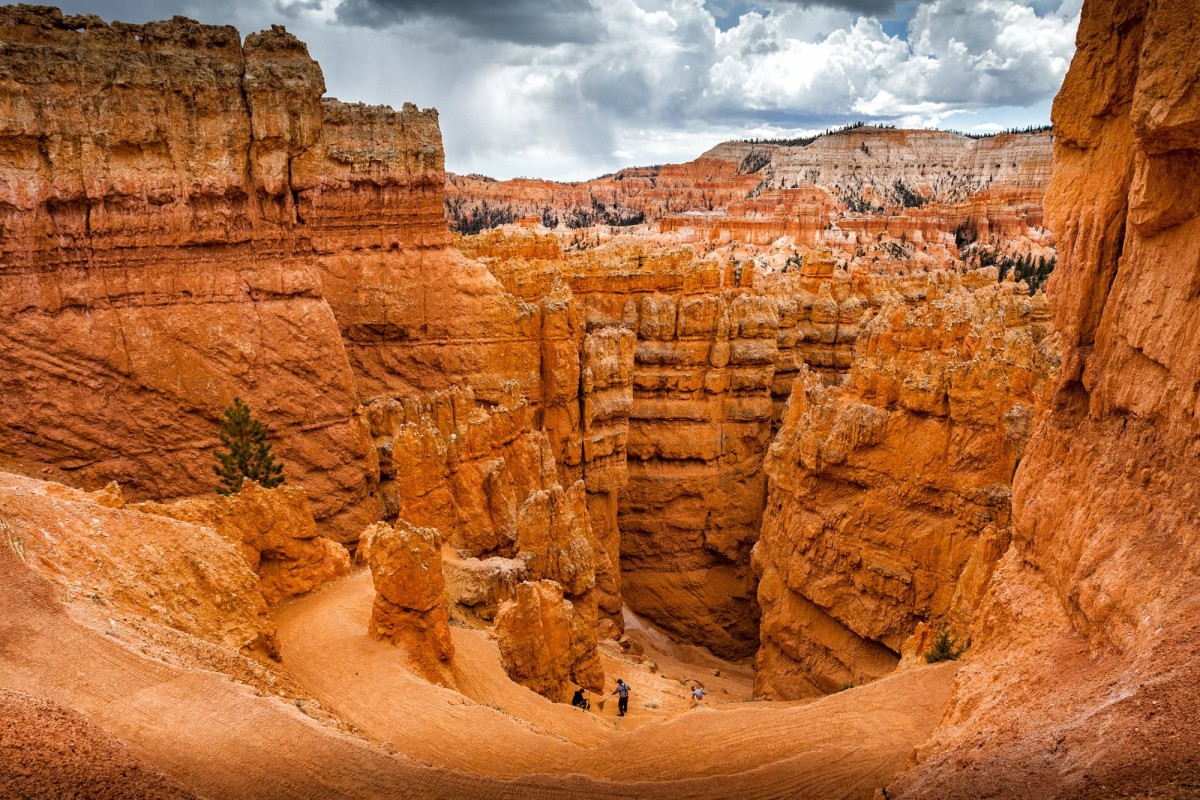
<box><xmin>465</xmin><ymin>232</ymin><xmax>1044</xmax><ymax>660</ymax></box>
<box><xmin>891</xmin><ymin>1</ymin><xmax>1200</xmax><ymax>794</ymax></box>
<box><xmin>295</xmin><ymin>100</ymin><xmax>543</xmax><ymax>404</ymax></box>
<box><xmin>0</xmin><ymin>9</ymin><xmax>380</xmax><ymax>538</ymax></box>
<box><xmin>446</xmin><ymin>127</ymin><xmax>1053</xmax><ymax>270</ymax></box>
<box><xmin>753</xmin><ymin>276</ymin><xmax>1055</xmax><ymax>697</ymax></box>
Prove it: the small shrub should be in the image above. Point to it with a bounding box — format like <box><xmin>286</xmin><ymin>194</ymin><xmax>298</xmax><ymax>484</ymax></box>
<box><xmin>925</xmin><ymin>626</ymin><xmax>966</xmax><ymax>663</ymax></box>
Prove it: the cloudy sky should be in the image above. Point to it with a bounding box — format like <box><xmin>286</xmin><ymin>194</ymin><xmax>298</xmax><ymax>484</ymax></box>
<box><xmin>57</xmin><ymin>0</ymin><xmax>1081</xmax><ymax>180</ymax></box>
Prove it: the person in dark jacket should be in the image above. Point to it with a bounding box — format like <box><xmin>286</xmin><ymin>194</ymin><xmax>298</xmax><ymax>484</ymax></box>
<box><xmin>571</xmin><ymin>687</ymin><xmax>590</xmax><ymax>711</ymax></box>
<box><xmin>612</xmin><ymin>679</ymin><xmax>630</xmax><ymax>717</ymax></box>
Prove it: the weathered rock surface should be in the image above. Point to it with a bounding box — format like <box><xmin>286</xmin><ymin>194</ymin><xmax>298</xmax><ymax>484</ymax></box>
<box><xmin>295</xmin><ymin>100</ymin><xmax>544</xmax><ymax>404</ymax></box>
<box><xmin>464</xmin><ymin>231</ymin><xmax>1051</xmax><ymax>660</ymax></box>
<box><xmin>0</xmin><ymin>470</ymin><xmax>278</xmax><ymax>658</ymax></box>
<box><xmin>362</xmin><ymin>519</ymin><xmax>456</xmax><ymax>687</ymax></box>
<box><xmin>890</xmin><ymin>1</ymin><xmax>1200</xmax><ymax>795</ymax></box>
<box><xmin>753</xmin><ymin>277</ymin><xmax>1055</xmax><ymax>697</ymax></box>
<box><xmin>135</xmin><ymin>482</ymin><xmax>350</xmax><ymax>606</ymax></box>
<box><xmin>0</xmin><ymin>8</ymin><xmax>380</xmax><ymax>539</ymax></box>
<box><xmin>447</xmin><ymin>127</ymin><xmax>1053</xmax><ymax>272</ymax></box>
<box><xmin>494</xmin><ymin>579</ymin><xmax>604</xmax><ymax>701</ymax></box>
<box><xmin>365</xmin><ymin>387</ymin><xmax>605</xmax><ymax>678</ymax></box>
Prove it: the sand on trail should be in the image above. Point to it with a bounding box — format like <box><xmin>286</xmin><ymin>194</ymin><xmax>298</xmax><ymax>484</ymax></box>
<box><xmin>1</xmin><ymin>533</ymin><xmax>958</xmax><ymax>800</ymax></box>
<box><xmin>274</xmin><ymin>568</ymin><xmax>960</xmax><ymax>787</ymax></box>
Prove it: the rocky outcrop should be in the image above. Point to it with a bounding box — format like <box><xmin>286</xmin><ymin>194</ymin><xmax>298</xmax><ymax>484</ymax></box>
<box><xmin>0</xmin><ymin>9</ymin><xmax>570</xmax><ymax>547</ymax></box>
<box><xmin>0</xmin><ymin>9</ymin><xmax>380</xmax><ymax>539</ymax></box>
<box><xmin>0</xmin><ymin>470</ymin><xmax>278</xmax><ymax>658</ymax></box>
<box><xmin>135</xmin><ymin>482</ymin><xmax>350</xmax><ymax>606</ymax></box>
<box><xmin>888</xmin><ymin>2</ymin><xmax>1200</xmax><ymax>796</ymax></box>
<box><xmin>294</xmin><ymin>100</ymin><xmax>544</xmax><ymax>404</ymax></box>
<box><xmin>365</xmin><ymin>387</ymin><xmax>605</xmax><ymax>680</ymax></box>
<box><xmin>753</xmin><ymin>276</ymin><xmax>1055</xmax><ymax>697</ymax></box>
<box><xmin>464</xmin><ymin>232</ymin><xmax>1049</xmax><ymax>660</ymax></box>
<box><xmin>494</xmin><ymin>579</ymin><xmax>604</xmax><ymax>701</ymax></box>
<box><xmin>362</xmin><ymin>520</ymin><xmax>456</xmax><ymax>687</ymax></box>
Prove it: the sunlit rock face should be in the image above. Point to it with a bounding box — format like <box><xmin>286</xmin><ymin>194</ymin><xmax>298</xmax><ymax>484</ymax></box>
<box><xmin>753</xmin><ymin>275</ymin><xmax>1056</xmax><ymax>697</ymax></box>
<box><xmin>0</xmin><ymin>9</ymin><xmax>377</xmax><ymax>538</ymax></box>
<box><xmin>889</xmin><ymin>1</ymin><xmax>1200</xmax><ymax>795</ymax></box>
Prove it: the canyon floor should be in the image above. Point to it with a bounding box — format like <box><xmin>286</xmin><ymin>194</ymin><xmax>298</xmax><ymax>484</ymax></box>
<box><xmin>2</xmin><ymin>535</ymin><xmax>958</xmax><ymax>799</ymax></box>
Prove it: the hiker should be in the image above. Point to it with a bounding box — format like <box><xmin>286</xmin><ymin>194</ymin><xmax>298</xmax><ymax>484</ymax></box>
<box><xmin>612</xmin><ymin>678</ymin><xmax>630</xmax><ymax>717</ymax></box>
<box><xmin>571</xmin><ymin>687</ymin><xmax>590</xmax><ymax>711</ymax></box>
<box><xmin>690</xmin><ymin>685</ymin><xmax>707</xmax><ymax>707</ymax></box>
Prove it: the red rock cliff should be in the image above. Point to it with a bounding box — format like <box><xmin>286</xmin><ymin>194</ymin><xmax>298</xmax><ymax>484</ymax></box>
<box><xmin>891</xmin><ymin>0</ymin><xmax>1200</xmax><ymax>794</ymax></box>
<box><xmin>0</xmin><ymin>9</ymin><xmax>377</xmax><ymax>536</ymax></box>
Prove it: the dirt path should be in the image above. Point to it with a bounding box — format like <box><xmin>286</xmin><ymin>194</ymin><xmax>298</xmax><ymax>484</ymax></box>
<box><xmin>1</xmin><ymin>525</ymin><xmax>959</xmax><ymax>800</ymax></box>
<box><xmin>273</xmin><ymin>567</ymin><xmax>960</xmax><ymax>792</ymax></box>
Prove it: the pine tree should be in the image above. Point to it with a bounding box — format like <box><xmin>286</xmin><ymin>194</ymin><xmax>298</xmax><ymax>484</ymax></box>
<box><xmin>212</xmin><ymin>397</ymin><xmax>285</xmax><ymax>495</ymax></box>
<box><xmin>924</xmin><ymin>626</ymin><xmax>966</xmax><ymax>663</ymax></box>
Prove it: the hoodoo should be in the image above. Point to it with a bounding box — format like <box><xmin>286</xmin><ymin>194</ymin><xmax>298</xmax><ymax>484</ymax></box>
<box><xmin>0</xmin><ymin>1</ymin><xmax>1196</xmax><ymax>798</ymax></box>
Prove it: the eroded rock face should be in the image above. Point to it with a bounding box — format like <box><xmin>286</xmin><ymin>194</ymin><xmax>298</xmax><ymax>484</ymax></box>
<box><xmin>363</xmin><ymin>520</ymin><xmax>455</xmax><ymax>687</ymax></box>
<box><xmin>889</xmin><ymin>2</ymin><xmax>1200</xmax><ymax>795</ymax></box>
<box><xmin>0</xmin><ymin>9</ymin><xmax>380</xmax><ymax>539</ymax></box>
<box><xmin>464</xmin><ymin>232</ymin><xmax>1052</xmax><ymax>660</ymax></box>
<box><xmin>447</xmin><ymin>129</ymin><xmax>1051</xmax><ymax>264</ymax></box>
<box><xmin>135</xmin><ymin>482</ymin><xmax>350</xmax><ymax>606</ymax></box>
<box><xmin>0</xmin><ymin>471</ymin><xmax>278</xmax><ymax>658</ymax></box>
<box><xmin>294</xmin><ymin>100</ymin><xmax>543</xmax><ymax>404</ymax></box>
<box><xmin>365</xmin><ymin>387</ymin><xmax>605</xmax><ymax>676</ymax></box>
<box><xmin>753</xmin><ymin>276</ymin><xmax>1056</xmax><ymax>697</ymax></box>
<box><xmin>494</xmin><ymin>579</ymin><xmax>604</xmax><ymax>701</ymax></box>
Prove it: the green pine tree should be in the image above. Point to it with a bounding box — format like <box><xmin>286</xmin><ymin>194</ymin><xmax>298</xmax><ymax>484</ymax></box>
<box><xmin>212</xmin><ymin>397</ymin><xmax>285</xmax><ymax>495</ymax></box>
<box><xmin>924</xmin><ymin>626</ymin><xmax>966</xmax><ymax>663</ymax></box>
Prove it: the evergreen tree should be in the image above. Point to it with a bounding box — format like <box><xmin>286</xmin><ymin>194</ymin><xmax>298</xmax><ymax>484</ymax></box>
<box><xmin>924</xmin><ymin>626</ymin><xmax>966</xmax><ymax>663</ymax></box>
<box><xmin>212</xmin><ymin>397</ymin><xmax>285</xmax><ymax>495</ymax></box>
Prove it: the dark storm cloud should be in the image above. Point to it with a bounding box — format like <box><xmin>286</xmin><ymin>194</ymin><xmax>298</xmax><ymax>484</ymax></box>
<box><xmin>333</xmin><ymin>0</ymin><xmax>602</xmax><ymax>45</ymax></box>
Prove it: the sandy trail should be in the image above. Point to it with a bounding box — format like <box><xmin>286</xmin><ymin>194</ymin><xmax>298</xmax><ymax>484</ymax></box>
<box><xmin>274</xmin><ymin>567</ymin><xmax>960</xmax><ymax>790</ymax></box>
<box><xmin>1</xmin><ymin>533</ymin><xmax>958</xmax><ymax>799</ymax></box>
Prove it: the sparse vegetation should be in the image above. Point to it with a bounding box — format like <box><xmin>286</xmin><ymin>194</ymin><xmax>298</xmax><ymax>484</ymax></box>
<box><xmin>738</xmin><ymin>149</ymin><xmax>772</xmax><ymax>174</ymax></box>
<box><xmin>924</xmin><ymin>626</ymin><xmax>966</xmax><ymax>663</ymax></box>
<box><xmin>891</xmin><ymin>179</ymin><xmax>927</xmax><ymax>208</ymax></box>
<box><xmin>445</xmin><ymin>198</ymin><xmax>518</xmax><ymax>235</ymax></box>
<box><xmin>975</xmin><ymin>248</ymin><xmax>1057</xmax><ymax>294</ymax></box>
<box><xmin>213</xmin><ymin>397</ymin><xmax>285</xmax><ymax>495</ymax></box>
<box><xmin>564</xmin><ymin>196</ymin><xmax>644</xmax><ymax>228</ymax></box>
<box><xmin>958</xmin><ymin>124</ymin><xmax>1053</xmax><ymax>139</ymax></box>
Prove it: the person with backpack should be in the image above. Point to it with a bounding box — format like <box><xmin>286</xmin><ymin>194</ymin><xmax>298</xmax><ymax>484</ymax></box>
<box><xmin>690</xmin><ymin>685</ymin><xmax>707</xmax><ymax>707</ymax></box>
<box><xmin>612</xmin><ymin>678</ymin><xmax>630</xmax><ymax>717</ymax></box>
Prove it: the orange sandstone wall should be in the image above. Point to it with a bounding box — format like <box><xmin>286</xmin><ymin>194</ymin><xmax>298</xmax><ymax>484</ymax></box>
<box><xmin>296</xmin><ymin>100</ymin><xmax>543</xmax><ymax>404</ymax></box>
<box><xmin>754</xmin><ymin>275</ymin><xmax>1055</xmax><ymax>697</ymax></box>
<box><xmin>0</xmin><ymin>10</ymin><xmax>557</xmax><ymax>545</ymax></box>
<box><xmin>891</xmin><ymin>0</ymin><xmax>1200</xmax><ymax>795</ymax></box>
<box><xmin>0</xmin><ymin>10</ymin><xmax>377</xmax><ymax>536</ymax></box>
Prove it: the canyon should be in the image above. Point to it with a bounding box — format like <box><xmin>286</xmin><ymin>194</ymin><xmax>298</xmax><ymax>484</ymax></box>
<box><xmin>0</xmin><ymin>2</ymin><xmax>1196</xmax><ymax>799</ymax></box>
